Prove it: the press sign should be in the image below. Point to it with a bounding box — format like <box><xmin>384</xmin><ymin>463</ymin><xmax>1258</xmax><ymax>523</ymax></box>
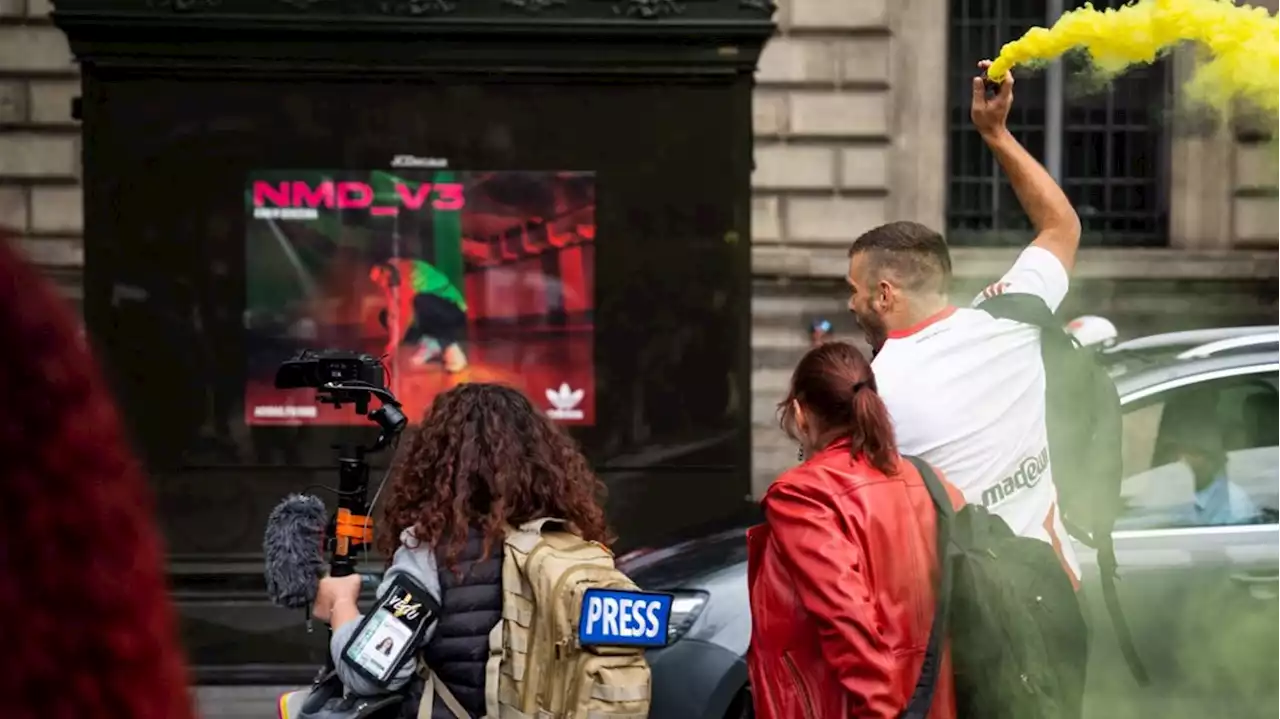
<box><xmin>577</xmin><ymin>588</ymin><xmax>673</xmax><ymax>648</ymax></box>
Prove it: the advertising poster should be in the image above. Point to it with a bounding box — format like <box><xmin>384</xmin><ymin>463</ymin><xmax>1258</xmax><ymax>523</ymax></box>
<box><xmin>245</xmin><ymin>169</ymin><xmax>596</xmax><ymax>426</ymax></box>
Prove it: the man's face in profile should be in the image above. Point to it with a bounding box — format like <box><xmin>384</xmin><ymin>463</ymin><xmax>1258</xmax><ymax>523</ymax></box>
<box><xmin>847</xmin><ymin>253</ymin><xmax>889</xmax><ymax>351</ymax></box>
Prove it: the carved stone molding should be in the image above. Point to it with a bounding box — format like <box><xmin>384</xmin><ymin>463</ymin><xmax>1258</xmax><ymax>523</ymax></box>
<box><xmin>738</xmin><ymin>0</ymin><xmax>774</xmax><ymax>16</ymax></box>
<box><xmin>501</xmin><ymin>0</ymin><xmax>568</xmax><ymax>13</ymax></box>
<box><xmin>377</xmin><ymin>0</ymin><xmax>458</xmax><ymax>14</ymax></box>
<box><xmin>275</xmin><ymin>0</ymin><xmax>331</xmax><ymax>9</ymax></box>
<box><xmin>613</xmin><ymin>0</ymin><xmax>686</xmax><ymax>18</ymax></box>
<box><xmin>145</xmin><ymin>0</ymin><xmax>223</xmax><ymax>10</ymax></box>
<box><xmin>51</xmin><ymin>0</ymin><xmax>776</xmax><ymax>73</ymax></box>
<box><xmin>60</xmin><ymin>0</ymin><xmax>778</xmax><ymax>24</ymax></box>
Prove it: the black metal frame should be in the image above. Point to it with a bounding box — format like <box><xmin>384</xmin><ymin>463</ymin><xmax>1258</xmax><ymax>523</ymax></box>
<box><xmin>1059</xmin><ymin>43</ymin><xmax>1170</xmax><ymax>248</ymax></box>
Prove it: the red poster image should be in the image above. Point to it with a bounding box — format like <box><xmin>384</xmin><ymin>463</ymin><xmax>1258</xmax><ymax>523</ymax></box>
<box><xmin>244</xmin><ymin>169</ymin><xmax>596</xmax><ymax>426</ymax></box>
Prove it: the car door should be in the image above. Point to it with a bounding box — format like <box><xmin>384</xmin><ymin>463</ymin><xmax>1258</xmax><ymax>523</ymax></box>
<box><xmin>1080</xmin><ymin>364</ymin><xmax>1279</xmax><ymax>719</ymax></box>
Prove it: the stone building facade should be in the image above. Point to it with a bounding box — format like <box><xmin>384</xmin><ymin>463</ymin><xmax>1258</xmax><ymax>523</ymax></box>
<box><xmin>0</xmin><ymin>0</ymin><xmax>81</xmax><ymax>296</ymax></box>
<box><xmin>1</xmin><ymin>0</ymin><xmax>1276</xmax><ymax>500</ymax></box>
<box><xmin>746</xmin><ymin>0</ymin><xmax>1278</xmax><ymax>494</ymax></box>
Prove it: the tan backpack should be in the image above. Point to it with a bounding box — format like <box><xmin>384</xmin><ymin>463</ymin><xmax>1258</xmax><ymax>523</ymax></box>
<box><xmin>419</xmin><ymin>518</ymin><xmax>653</xmax><ymax>719</ymax></box>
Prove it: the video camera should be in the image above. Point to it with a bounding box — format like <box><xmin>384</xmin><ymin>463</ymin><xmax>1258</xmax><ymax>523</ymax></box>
<box><xmin>275</xmin><ymin>349</ymin><xmax>401</xmax><ymax>424</ymax></box>
<box><xmin>276</xmin><ymin>348</ymin><xmax>386</xmax><ymax>390</ymax></box>
<box><xmin>271</xmin><ymin>349</ymin><xmax>408</xmax><ymax>578</ymax></box>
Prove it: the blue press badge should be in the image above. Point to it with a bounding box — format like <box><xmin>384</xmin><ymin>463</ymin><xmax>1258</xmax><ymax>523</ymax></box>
<box><xmin>577</xmin><ymin>588</ymin><xmax>673</xmax><ymax>648</ymax></box>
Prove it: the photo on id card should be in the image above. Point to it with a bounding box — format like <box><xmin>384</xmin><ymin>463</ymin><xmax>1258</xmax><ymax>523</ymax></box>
<box><xmin>341</xmin><ymin>575</ymin><xmax>438</xmax><ymax>686</ymax></box>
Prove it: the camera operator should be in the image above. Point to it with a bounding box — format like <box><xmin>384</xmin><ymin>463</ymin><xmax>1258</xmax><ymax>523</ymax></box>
<box><xmin>310</xmin><ymin>383</ymin><xmax>611</xmax><ymax>716</ymax></box>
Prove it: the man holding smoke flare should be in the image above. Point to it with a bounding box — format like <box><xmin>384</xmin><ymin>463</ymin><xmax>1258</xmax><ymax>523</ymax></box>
<box><xmin>842</xmin><ymin>59</ymin><xmax>1092</xmax><ymax>716</ymax></box>
<box><xmin>850</xmin><ymin>59</ymin><xmax>1084</xmax><ymax>579</ymax></box>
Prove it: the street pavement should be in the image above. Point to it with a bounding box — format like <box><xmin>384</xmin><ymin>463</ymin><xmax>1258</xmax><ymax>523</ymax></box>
<box><xmin>195</xmin><ymin>686</ymin><xmax>292</xmax><ymax>718</ymax></box>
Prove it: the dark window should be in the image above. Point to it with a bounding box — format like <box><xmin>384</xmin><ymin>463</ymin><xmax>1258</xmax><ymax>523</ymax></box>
<box><xmin>946</xmin><ymin>0</ymin><xmax>1170</xmax><ymax>247</ymax></box>
<box><xmin>1060</xmin><ymin>45</ymin><xmax>1170</xmax><ymax>247</ymax></box>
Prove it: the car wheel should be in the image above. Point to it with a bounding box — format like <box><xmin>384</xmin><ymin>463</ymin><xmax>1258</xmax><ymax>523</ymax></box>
<box><xmin>723</xmin><ymin>684</ymin><xmax>753</xmax><ymax>719</ymax></box>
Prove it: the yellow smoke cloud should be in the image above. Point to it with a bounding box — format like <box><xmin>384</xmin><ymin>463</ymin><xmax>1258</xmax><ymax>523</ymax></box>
<box><xmin>988</xmin><ymin>0</ymin><xmax>1279</xmax><ymax>118</ymax></box>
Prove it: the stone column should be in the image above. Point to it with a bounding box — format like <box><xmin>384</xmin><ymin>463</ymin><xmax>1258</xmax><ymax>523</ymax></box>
<box><xmin>886</xmin><ymin>0</ymin><xmax>948</xmax><ymax>231</ymax></box>
<box><xmin>1233</xmin><ymin>142</ymin><xmax>1280</xmax><ymax>248</ymax></box>
<box><xmin>1228</xmin><ymin>0</ymin><xmax>1280</xmax><ymax>249</ymax></box>
<box><xmin>1167</xmin><ymin>47</ymin><xmax>1237</xmax><ymax>250</ymax></box>
<box><xmin>750</xmin><ymin>0</ymin><xmax>893</xmax><ymax>276</ymax></box>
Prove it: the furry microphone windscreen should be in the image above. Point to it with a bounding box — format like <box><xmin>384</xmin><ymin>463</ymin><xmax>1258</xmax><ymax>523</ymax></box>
<box><xmin>264</xmin><ymin>493</ymin><xmax>328</xmax><ymax>609</ymax></box>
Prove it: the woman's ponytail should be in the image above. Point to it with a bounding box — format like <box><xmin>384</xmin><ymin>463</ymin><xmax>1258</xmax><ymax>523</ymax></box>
<box><xmin>848</xmin><ymin>376</ymin><xmax>899</xmax><ymax>476</ymax></box>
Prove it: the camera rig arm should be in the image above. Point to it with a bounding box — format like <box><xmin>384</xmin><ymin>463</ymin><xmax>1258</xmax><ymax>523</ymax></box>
<box><xmin>319</xmin><ymin>380</ymin><xmax>407</xmax><ymax>577</ymax></box>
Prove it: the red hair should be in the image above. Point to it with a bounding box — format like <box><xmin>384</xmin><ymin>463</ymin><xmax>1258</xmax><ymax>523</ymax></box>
<box><xmin>0</xmin><ymin>232</ymin><xmax>195</xmax><ymax>719</ymax></box>
<box><xmin>778</xmin><ymin>341</ymin><xmax>899</xmax><ymax>475</ymax></box>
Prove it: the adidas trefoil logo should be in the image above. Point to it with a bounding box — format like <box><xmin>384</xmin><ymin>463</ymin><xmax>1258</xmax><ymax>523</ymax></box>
<box><xmin>545</xmin><ymin>383</ymin><xmax>585</xmax><ymax>421</ymax></box>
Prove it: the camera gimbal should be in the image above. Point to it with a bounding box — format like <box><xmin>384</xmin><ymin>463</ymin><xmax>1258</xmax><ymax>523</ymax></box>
<box><xmin>315</xmin><ymin>380</ymin><xmax>407</xmax><ymax>578</ymax></box>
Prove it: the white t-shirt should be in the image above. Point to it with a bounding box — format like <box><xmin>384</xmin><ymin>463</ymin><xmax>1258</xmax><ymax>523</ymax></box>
<box><xmin>872</xmin><ymin>246</ymin><xmax>1080</xmax><ymax>578</ymax></box>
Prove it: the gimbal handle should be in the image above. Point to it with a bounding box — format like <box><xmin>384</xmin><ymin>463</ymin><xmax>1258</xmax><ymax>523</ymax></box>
<box><xmin>317</xmin><ymin>381</ymin><xmax>407</xmax><ymax>577</ymax></box>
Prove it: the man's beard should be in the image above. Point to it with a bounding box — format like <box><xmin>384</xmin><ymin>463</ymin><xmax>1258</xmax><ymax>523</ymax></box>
<box><xmin>853</xmin><ymin>309</ymin><xmax>887</xmax><ymax>354</ymax></box>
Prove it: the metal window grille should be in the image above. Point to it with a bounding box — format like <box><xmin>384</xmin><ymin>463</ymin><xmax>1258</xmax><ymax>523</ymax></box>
<box><xmin>1058</xmin><ymin>0</ymin><xmax>1170</xmax><ymax>247</ymax></box>
<box><xmin>946</xmin><ymin>0</ymin><xmax>1170</xmax><ymax>247</ymax></box>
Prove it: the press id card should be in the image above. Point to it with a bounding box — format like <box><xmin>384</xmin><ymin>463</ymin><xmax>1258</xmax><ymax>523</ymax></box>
<box><xmin>577</xmin><ymin>587</ymin><xmax>673</xmax><ymax>649</ymax></box>
<box><xmin>341</xmin><ymin>574</ymin><xmax>439</xmax><ymax>687</ymax></box>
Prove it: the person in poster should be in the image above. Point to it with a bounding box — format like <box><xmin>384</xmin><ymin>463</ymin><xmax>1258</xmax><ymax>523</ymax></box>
<box><xmin>370</xmin><ymin>258</ymin><xmax>469</xmax><ymax>373</ymax></box>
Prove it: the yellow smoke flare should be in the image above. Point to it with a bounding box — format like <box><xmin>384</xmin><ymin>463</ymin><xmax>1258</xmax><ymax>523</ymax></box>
<box><xmin>988</xmin><ymin>0</ymin><xmax>1279</xmax><ymax>117</ymax></box>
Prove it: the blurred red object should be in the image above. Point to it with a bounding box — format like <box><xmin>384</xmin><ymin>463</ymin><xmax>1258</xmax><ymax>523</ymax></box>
<box><xmin>0</xmin><ymin>231</ymin><xmax>195</xmax><ymax>719</ymax></box>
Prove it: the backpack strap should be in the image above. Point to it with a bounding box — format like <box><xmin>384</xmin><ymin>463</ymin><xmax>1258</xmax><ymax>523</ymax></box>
<box><xmin>978</xmin><ymin>291</ymin><xmax>1059</xmax><ymax>331</ymax></box>
<box><xmin>983</xmin><ymin>294</ymin><xmax>1150</xmax><ymax>686</ymax></box>
<box><xmin>900</xmin><ymin>457</ymin><xmax>955</xmax><ymax>719</ymax></box>
<box><xmin>506</xmin><ymin>517</ymin><xmax>567</xmax><ymax>554</ymax></box>
<box><xmin>419</xmin><ymin>665</ymin><xmax>469</xmax><ymax>719</ymax></box>
<box><xmin>1096</xmin><ymin>536</ymin><xmax>1150</xmax><ymax>685</ymax></box>
<box><xmin>981</xmin><ymin>293</ymin><xmax>1086</xmax><ymax>360</ymax></box>
<box><xmin>516</xmin><ymin>517</ymin><xmax>565</xmax><ymax>534</ymax></box>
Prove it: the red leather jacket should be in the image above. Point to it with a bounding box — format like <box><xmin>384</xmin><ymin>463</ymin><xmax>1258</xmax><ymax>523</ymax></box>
<box><xmin>747</xmin><ymin>441</ymin><xmax>964</xmax><ymax>719</ymax></box>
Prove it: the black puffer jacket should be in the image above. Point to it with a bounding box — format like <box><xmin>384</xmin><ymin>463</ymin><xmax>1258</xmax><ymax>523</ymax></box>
<box><xmin>401</xmin><ymin>530</ymin><xmax>503</xmax><ymax>719</ymax></box>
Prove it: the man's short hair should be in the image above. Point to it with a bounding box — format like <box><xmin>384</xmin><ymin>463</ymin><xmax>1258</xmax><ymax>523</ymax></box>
<box><xmin>848</xmin><ymin>221</ymin><xmax>952</xmax><ymax>295</ymax></box>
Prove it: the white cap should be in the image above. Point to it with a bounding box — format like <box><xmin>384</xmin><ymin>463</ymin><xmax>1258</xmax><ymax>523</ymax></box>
<box><xmin>1065</xmin><ymin>315</ymin><xmax>1118</xmax><ymax>348</ymax></box>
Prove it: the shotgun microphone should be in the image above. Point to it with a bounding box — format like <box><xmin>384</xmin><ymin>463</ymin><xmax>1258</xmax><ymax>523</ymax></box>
<box><xmin>264</xmin><ymin>493</ymin><xmax>328</xmax><ymax>609</ymax></box>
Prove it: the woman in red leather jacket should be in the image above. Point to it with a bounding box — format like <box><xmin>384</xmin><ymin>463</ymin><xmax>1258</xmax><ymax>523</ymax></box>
<box><xmin>748</xmin><ymin>341</ymin><xmax>963</xmax><ymax>719</ymax></box>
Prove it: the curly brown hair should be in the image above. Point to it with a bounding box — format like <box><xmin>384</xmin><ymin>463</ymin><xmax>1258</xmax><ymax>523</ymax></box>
<box><xmin>379</xmin><ymin>382</ymin><xmax>612</xmax><ymax>568</ymax></box>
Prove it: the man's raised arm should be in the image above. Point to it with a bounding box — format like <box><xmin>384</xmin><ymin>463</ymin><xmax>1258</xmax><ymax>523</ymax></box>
<box><xmin>971</xmin><ymin>60</ymin><xmax>1082</xmax><ymax>272</ymax></box>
